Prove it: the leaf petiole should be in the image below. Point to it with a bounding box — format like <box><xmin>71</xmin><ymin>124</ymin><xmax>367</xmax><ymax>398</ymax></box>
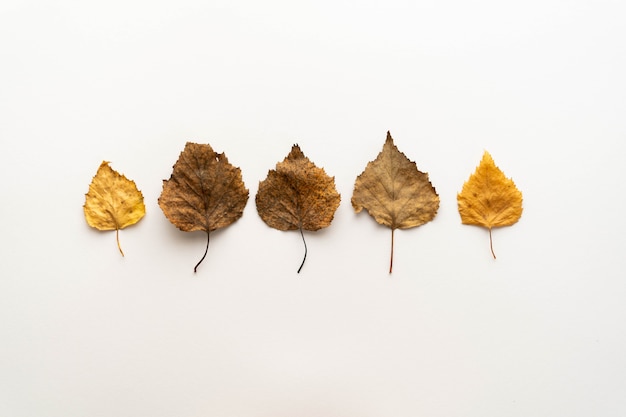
<box><xmin>297</xmin><ymin>226</ymin><xmax>307</xmax><ymax>274</ymax></box>
<box><xmin>389</xmin><ymin>228</ymin><xmax>395</xmax><ymax>274</ymax></box>
<box><xmin>194</xmin><ymin>231</ymin><xmax>210</xmax><ymax>273</ymax></box>
<box><xmin>489</xmin><ymin>228</ymin><xmax>496</xmax><ymax>259</ymax></box>
<box><xmin>116</xmin><ymin>228</ymin><xmax>124</xmax><ymax>257</ymax></box>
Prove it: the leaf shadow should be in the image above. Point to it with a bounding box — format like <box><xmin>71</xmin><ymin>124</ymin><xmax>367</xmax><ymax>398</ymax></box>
<box><xmin>157</xmin><ymin>217</ymin><xmax>231</xmax><ymax>273</ymax></box>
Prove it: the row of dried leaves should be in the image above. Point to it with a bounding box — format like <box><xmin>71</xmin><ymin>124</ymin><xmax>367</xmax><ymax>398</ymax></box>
<box><xmin>84</xmin><ymin>132</ymin><xmax>523</xmax><ymax>273</ymax></box>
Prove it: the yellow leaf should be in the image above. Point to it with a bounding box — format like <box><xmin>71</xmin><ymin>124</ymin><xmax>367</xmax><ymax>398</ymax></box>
<box><xmin>158</xmin><ymin>142</ymin><xmax>249</xmax><ymax>272</ymax></box>
<box><xmin>256</xmin><ymin>144</ymin><xmax>341</xmax><ymax>273</ymax></box>
<box><xmin>84</xmin><ymin>161</ymin><xmax>146</xmax><ymax>256</ymax></box>
<box><xmin>352</xmin><ymin>132</ymin><xmax>440</xmax><ymax>273</ymax></box>
<box><xmin>457</xmin><ymin>151</ymin><xmax>523</xmax><ymax>258</ymax></box>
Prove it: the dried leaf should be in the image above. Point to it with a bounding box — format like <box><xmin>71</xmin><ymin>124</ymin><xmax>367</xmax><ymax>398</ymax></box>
<box><xmin>84</xmin><ymin>161</ymin><xmax>146</xmax><ymax>256</ymax></box>
<box><xmin>457</xmin><ymin>151</ymin><xmax>523</xmax><ymax>258</ymax></box>
<box><xmin>351</xmin><ymin>131</ymin><xmax>439</xmax><ymax>273</ymax></box>
<box><xmin>256</xmin><ymin>145</ymin><xmax>341</xmax><ymax>273</ymax></box>
<box><xmin>158</xmin><ymin>142</ymin><xmax>249</xmax><ymax>272</ymax></box>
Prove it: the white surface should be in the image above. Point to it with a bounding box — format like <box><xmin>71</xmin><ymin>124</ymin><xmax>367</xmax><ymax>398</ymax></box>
<box><xmin>1</xmin><ymin>1</ymin><xmax>625</xmax><ymax>416</ymax></box>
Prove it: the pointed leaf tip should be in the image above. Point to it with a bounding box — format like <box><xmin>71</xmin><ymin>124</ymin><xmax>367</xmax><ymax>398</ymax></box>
<box><xmin>288</xmin><ymin>144</ymin><xmax>305</xmax><ymax>159</ymax></box>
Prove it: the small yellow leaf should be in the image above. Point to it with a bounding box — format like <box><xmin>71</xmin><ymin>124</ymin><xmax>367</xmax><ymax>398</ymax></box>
<box><xmin>457</xmin><ymin>151</ymin><xmax>523</xmax><ymax>258</ymax></box>
<box><xmin>84</xmin><ymin>161</ymin><xmax>146</xmax><ymax>256</ymax></box>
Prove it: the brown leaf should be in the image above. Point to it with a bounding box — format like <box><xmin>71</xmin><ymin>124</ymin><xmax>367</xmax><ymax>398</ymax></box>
<box><xmin>84</xmin><ymin>161</ymin><xmax>146</xmax><ymax>256</ymax></box>
<box><xmin>158</xmin><ymin>142</ymin><xmax>249</xmax><ymax>272</ymax></box>
<box><xmin>457</xmin><ymin>151</ymin><xmax>523</xmax><ymax>258</ymax></box>
<box><xmin>255</xmin><ymin>144</ymin><xmax>341</xmax><ymax>273</ymax></box>
<box><xmin>351</xmin><ymin>131</ymin><xmax>439</xmax><ymax>273</ymax></box>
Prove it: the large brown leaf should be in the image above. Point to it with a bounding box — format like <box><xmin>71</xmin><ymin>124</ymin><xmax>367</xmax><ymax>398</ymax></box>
<box><xmin>256</xmin><ymin>145</ymin><xmax>340</xmax><ymax>273</ymax></box>
<box><xmin>158</xmin><ymin>142</ymin><xmax>249</xmax><ymax>272</ymax></box>
<box><xmin>351</xmin><ymin>131</ymin><xmax>439</xmax><ymax>273</ymax></box>
<box><xmin>457</xmin><ymin>151</ymin><xmax>523</xmax><ymax>258</ymax></box>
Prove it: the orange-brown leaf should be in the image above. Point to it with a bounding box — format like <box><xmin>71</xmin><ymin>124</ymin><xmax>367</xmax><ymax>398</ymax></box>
<box><xmin>256</xmin><ymin>144</ymin><xmax>340</xmax><ymax>272</ymax></box>
<box><xmin>351</xmin><ymin>131</ymin><xmax>439</xmax><ymax>273</ymax></box>
<box><xmin>457</xmin><ymin>151</ymin><xmax>523</xmax><ymax>258</ymax></box>
<box><xmin>158</xmin><ymin>142</ymin><xmax>249</xmax><ymax>272</ymax></box>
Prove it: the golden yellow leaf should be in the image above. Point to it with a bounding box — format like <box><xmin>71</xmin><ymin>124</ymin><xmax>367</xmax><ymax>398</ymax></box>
<box><xmin>352</xmin><ymin>131</ymin><xmax>440</xmax><ymax>273</ymax></box>
<box><xmin>158</xmin><ymin>142</ymin><xmax>249</xmax><ymax>272</ymax></box>
<box><xmin>83</xmin><ymin>161</ymin><xmax>146</xmax><ymax>256</ymax></box>
<box><xmin>256</xmin><ymin>144</ymin><xmax>341</xmax><ymax>273</ymax></box>
<box><xmin>457</xmin><ymin>151</ymin><xmax>523</xmax><ymax>258</ymax></box>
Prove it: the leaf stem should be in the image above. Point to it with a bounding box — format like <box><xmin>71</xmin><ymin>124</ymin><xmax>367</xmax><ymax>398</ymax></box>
<box><xmin>389</xmin><ymin>228</ymin><xmax>395</xmax><ymax>274</ymax></box>
<box><xmin>297</xmin><ymin>226</ymin><xmax>307</xmax><ymax>274</ymax></box>
<box><xmin>489</xmin><ymin>227</ymin><xmax>496</xmax><ymax>259</ymax></box>
<box><xmin>194</xmin><ymin>231</ymin><xmax>210</xmax><ymax>273</ymax></box>
<box><xmin>116</xmin><ymin>228</ymin><xmax>124</xmax><ymax>257</ymax></box>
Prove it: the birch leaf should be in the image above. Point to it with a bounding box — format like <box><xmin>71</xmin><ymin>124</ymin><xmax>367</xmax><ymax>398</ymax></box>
<box><xmin>457</xmin><ymin>151</ymin><xmax>523</xmax><ymax>258</ymax></box>
<box><xmin>351</xmin><ymin>131</ymin><xmax>439</xmax><ymax>273</ymax></box>
<box><xmin>255</xmin><ymin>145</ymin><xmax>341</xmax><ymax>273</ymax></box>
<box><xmin>158</xmin><ymin>142</ymin><xmax>249</xmax><ymax>272</ymax></box>
<box><xmin>84</xmin><ymin>161</ymin><xmax>146</xmax><ymax>256</ymax></box>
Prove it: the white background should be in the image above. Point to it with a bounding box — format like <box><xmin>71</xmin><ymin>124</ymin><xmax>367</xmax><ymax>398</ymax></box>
<box><xmin>1</xmin><ymin>1</ymin><xmax>625</xmax><ymax>416</ymax></box>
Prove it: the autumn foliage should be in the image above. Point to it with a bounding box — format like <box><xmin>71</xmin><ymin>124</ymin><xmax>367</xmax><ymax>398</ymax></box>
<box><xmin>84</xmin><ymin>135</ymin><xmax>525</xmax><ymax>272</ymax></box>
<box><xmin>83</xmin><ymin>161</ymin><xmax>146</xmax><ymax>256</ymax></box>
<box><xmin>457</xmin><ymin>151</ymin><xmax>523</xmax><ymax>258</ymax></box>
<box><xmin>158</xmin><ymin>142</ymin><xmax>249</xmax><ymax>272</ymax></box>
<box><xmin>256</xmin><ymin>145</ymin><xmax>340</xmax><ymax>273</ymax></box>
<box><xmin>352</xmin><ymin>132</ymin><xmax>439</xmax><ymax>273</ymax></box>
